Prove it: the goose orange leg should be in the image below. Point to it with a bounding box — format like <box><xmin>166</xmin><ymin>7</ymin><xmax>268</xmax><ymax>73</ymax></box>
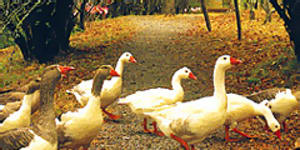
<box><xmin>102</xmin><ymin>108</ymin><xmax>121</xmax><ymax>120</ymax></box>
<box><xmin>232</xmin><ymin>128</ymin><xmax>256</xmax><ymax>138</ymax></box>
<box><xmin>170</xmin><ymin>133</ymin><xmax>190</xmax><ymax>150</ymax></box>
<box><xmin>143</xmin><ymin>118</ymin><xmax>152</xmax><ymax>133</ymax></box>
<box><xmin>152</xmin><ymin>121</ymin><xmax>164</xmax><ymax>136</ymax></box>
<box><xmin>225</xmin><ymin>125</ymin><xmax>240</xmax><ymax>142</ymax></box>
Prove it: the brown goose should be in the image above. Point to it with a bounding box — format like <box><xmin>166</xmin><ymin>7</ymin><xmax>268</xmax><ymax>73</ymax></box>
<box><xmin>0</xmin><ymin>65</ymin><xmax>74</xmax><ymax>150</ymax></box>
<box><xmin>246</xmin><ymin>88</ymin><xmax>300</xmax><ymax>132</ymax></box>
<box><xmin>0</xmin><ymin>78</ymin><xmax>41</xmax><ymax>122</ymax></box>
<box><xmin>56</xmin><ymin>65</ymin><xmax>120</xmax><ymax>150</ymax></box>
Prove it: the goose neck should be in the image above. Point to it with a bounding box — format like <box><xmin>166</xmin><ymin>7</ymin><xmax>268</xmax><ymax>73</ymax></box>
<box><xmin>171</xmin><ymin>73</ymin><xmax>183</xmax><ymax>92</ymax></box>
<box><xmin>115</xmin><ymin>59</ymin><xmax>124</xmax><ymax>76</ymax></box>
<box><xmin>85</xmin><ymin>95</ymin><xmax>101</xmax><ymax>110</ymax></box>
<box><xmin>18</xmin><ymin>95</ymin><xmax>32</xmax><ymax>114</ymax></box>
<box><xmin>213</xmin><ymin>65</ymin><xmax>227</xmax><ymax>110</ymax></box>
<box><xmin>32</xmin><ymin>74</ymin><xmax>58</xmax><ymax>144</ymax></box>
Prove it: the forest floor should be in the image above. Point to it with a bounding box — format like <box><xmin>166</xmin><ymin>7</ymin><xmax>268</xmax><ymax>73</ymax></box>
<box><xmin>0</xmin><ymin>10</ymin><xmax>299</xmax><ymax>149</ymax></box>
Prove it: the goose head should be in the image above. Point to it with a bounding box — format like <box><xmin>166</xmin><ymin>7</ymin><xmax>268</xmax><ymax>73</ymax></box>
<box><xmin>260</xmin><ymin>100</ymin><xmax>281</xmax><ymax>139</ymax></box>
<box><xmin>42</xmin><ymin>65</ymin><xmax>76</xmax><ymax>82</ymax></box>
<box><xmin>92</xmin><ymin>65</ymin><xmax>120</xmax><ymax>96</ymax></box>
<box><xmin>176</xmin><ymin>67</ymin><xmax>197</xmax><ymax>80</ymax></box>
<box><xmin>55</xmin><ymin>65</ymin><xmax>75</xmax><ymax>78</ymax></box>
<box><xmin>98</xmin><ymin>65</ymin><xmax>120</xmax><ymax>79</ymax></box>
<box><xmin>120</xmin><ymin>52</ymin><xmax>137</xmax><ymax>63</ymax></box>
<box><xmin>215</xmin><ymin>55</ymin><xmax>242</xmax><ymax>70</ymax></box>
<box><xmin>25</xmin><ymin>77</ymin><xmax>41</xmax><ymax>94</ymax></box>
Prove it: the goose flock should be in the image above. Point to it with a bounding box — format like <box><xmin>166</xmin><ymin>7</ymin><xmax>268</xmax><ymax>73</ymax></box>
<box><xmin>0</xmin><ymin>52</ymin><xmax>299</xmax><ymax>150</ymax></box>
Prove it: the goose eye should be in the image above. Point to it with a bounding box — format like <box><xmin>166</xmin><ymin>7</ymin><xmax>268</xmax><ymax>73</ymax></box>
<box><xmin>185</xmin><ymin>70</ymin><xmax>188</xmax><ymax>73</ymax></box>
<box><xmin>223</xmin><ymin>57</ymin><xmax>227</xmax><ymax>60</ymax></box>
<box><xmin>269</xmin><ymin>105</ymin><xmax>272</xmax><ymax>109</ymax></box>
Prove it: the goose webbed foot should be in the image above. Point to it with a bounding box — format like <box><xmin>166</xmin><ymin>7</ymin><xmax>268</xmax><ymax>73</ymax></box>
<box><xmin>142</xmin><ymin>118</ymin><xmax>152</xmax><ymax>133</ymax></box>
<box><xmin>170</xmin><ymin>133</ymin><xmax>190</xmax><ymax>150</ymax></box>
<box><xmin>152</xmin><ymin>121</ymin><xmax>165</xmax><ymax>136</ymax></box>
<box><xmin>232</xmin><ymin>128</ymin><xmax>257</xmax><ymax>139</ymax></box>
<box><xmin>102</xmin><ymin>108</ymin><xmax>121</xmax><ymax>120</ymax></box>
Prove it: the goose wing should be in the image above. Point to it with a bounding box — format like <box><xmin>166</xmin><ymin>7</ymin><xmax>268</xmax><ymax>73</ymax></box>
<box><xmin>0</xmin><ymin>128</ymin><xmax>34</xmax><ymax>150</ymax></box>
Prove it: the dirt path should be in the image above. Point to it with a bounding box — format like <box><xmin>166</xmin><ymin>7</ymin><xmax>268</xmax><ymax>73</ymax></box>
<box><xmin>87</xmin><ymin>15</ymin><xmax>297</xmax><ymax>150</ymax></box>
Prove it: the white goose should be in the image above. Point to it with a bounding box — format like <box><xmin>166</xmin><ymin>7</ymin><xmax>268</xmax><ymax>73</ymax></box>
<box><xmin>0</xmin><ymin>82</ymin><xmax>40</xmax><ymax>132</ymax></box>
<box><xmin>0</xmin><ymin>65</ymin><xmax>75</xmax><ymax>150</ymax></box>
<box><xmin>145</xmin><ymin>55</ymin><xmax>242</xmax><ymax>150</ymax></box>
<box><xmin>224</xmin><ymin>94</ymin><xmax>281</xmax><ymax>141</ymax></box>
<box><xmin>118</xmin><ymin>67</ymin><xmax>197</xmax><ymax>135</ymax></box>
<box><xmin>260</xmin><ymin>89</ymin><xmax>299</xmax><ymax>132</ymax></box>
<box><xmin>67</xmin><ymin>52</ymin><xmax>136</xmax><ymax>120</ymax></box>
<box><xmin>56</xmin><ymin>65</ymin><xmax>120</xmax><ymax>149</ymax></box>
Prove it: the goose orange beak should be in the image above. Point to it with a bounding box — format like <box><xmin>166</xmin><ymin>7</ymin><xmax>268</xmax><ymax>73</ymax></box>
<box><xmin>230</xmin><ymin>57</ymin><xmax>242</xmax><ymax>65</ymax></box>
<box><xmin>110</xmin><ymin>69</ymin><xmax>120</xmax><ymax>77</ymax></box>
<box><xmin>274</xmin><ymin>130</ymin><xmax>281</xmax><ymax>140</ymax></box>
<box><xmin>59</xmin><ymin>66</ymin><xmax>75</xmax><ymax>78</ymax></box>
<box><xmin>189</xmin><ymin>72</ymin><xmax>197</xmax><ymax>80</ymax></box>
<box><xmin>129</xmin><ymin>56</ymin><xmax>137</xmax><ymax>63</ymax></box>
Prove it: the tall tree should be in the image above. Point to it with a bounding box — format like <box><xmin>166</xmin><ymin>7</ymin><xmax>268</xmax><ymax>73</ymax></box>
<box><xmin>249</xmin><ymin>0</ymin><xmax>256</xmax><ymax>20</ymax></box>
<box><xmin>269</xmin><ymin>0</ymin><xmax>300</xmax><ymax>61</ymax></box>
<box><xmin>261</xmin><ymin>0</ymin><xmax>275</xmax><ymax>24</ymax></box>
<box><xmin>163</xmin><ymin>0</ymin><xmax>176</xmax><ymax>15</ymax></box>
<box><xmin>234</xmin><ymin>0</ymin><xmax>242</xmax><ymax>40</ymax></box>
<box><xmin>0</xmin><ymin>1</ymin><xmax>75</xmax><ymax>63</ymax></box>
<box><xmin>200</xmin><ymin>0</ymin><xmax>211</xmax><ymax>32</ymax></box>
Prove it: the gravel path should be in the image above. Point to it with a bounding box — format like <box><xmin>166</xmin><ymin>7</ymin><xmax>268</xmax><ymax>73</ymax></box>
<box><xmin>82</xmin><ymin>15</ymin><xmax>300</xmax><ymax>150</ymax></box>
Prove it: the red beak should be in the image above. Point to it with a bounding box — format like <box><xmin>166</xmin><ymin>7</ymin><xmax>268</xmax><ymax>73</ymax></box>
<box><xmin>230</xmin><ymin>57</ymin><xmax>242</xmax><ymax>65</ymax></box>
<box><xmin>110</xmin><ymin>69</ymin><xmax>120</xmax><ymax>77</ymax></box>
<box><xmin>58</xmin><ymin>66</ymin><xmax>75</xmax><ymax>78</ymax></box>
<box><xmin>129</xmin><ymin>56</ymin><xmax>137</xmax><ymax>63</ymax></box>
<box><xmin>188</xmin><ymin>72</ymin><xmax>197</xmax><ymax>80</ymax></box>
<box><xmin>274</xmin><ymin>130</ymin><xmax>281</xmax><ymax>140</ymax></box>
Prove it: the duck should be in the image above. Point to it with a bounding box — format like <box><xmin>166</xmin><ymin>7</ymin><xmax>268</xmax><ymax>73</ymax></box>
<box><xmin>118</xmin><ymin>67</ymin><xmax>197</xmax><ymax>135</ymax></box>
<box><xmin>0</xmin><ymin>65</ymin><xmax>75</xmax><ymax>150</ymax></box>
<box><xmin>0</xmin><ymin>78</ymin><xmax>41</xmax><ymax>122</ymax></box>
<box><xmin>224</xmin><ymin>93</ymin><xmax>281</xmax><ymax>141</ymax></box>
<box><xmin>67</xmin><ymin>52</ymin><xmax>136</xmax><ymax>120</ymax></box>
<box><xmin>144</xmin><ymin>55</ymin><xmax>242</xmax><ymax>150</ymax></box>
<box><xmin>56</xmin><ymin>65</ymin><xmax>120</xmax><ymax>150</ymax></box>
<box><xmin>246</xmin><ymin>88</ymin><xmax>300</xmax><ymax>132</ymax></box>
<box><xmin>0</xmin><ymin>81</ymin><xmax>40</xmax><ymax>132</ymax></box>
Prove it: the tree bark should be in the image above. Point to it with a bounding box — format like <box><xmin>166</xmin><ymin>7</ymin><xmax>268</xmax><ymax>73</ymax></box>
<box><xmin>200</xmin><ymin>0</ymin><xmax>211</xmax><ymax>32</ymax></box>
<box><xmin>249</xmin><ymin>0</ymin><xmax>256</xmax><ymax>20</ymax></box>
<box><xmin>79</xmin><ymin>0</ymin><xmax>87</xmax><ymax>30</ymax></box>
<box><xmin>163</xmin><ymin>0</ymin><xmax>175</xmax><ymax>15</ymax></box>
<box><xmin>269</xmin><ymin>0</ymin><xmax>300</xmax><ymax>61</ymax></box>
<box><xmin>234</xmin><ymin>0</ymin><xmax>242</xmax><ymax>40</ymax></box>
<box><xmin>261</xmin><ymin>0</ymin><xmax>272</xmax><ymax>24</ymax></box>
<box><xmin>291</xmin><ymin>0</ymin><xmax>300</xmax><ymax>61</ymax></box>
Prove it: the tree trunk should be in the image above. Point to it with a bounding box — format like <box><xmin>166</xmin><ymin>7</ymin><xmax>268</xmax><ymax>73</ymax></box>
<box><xmin>291</xmin><ymin>0</ymin><xmax>300</xmax><ymax>61</ymax></box>
<box><xmin>269</xmin><ymin>0</ymin><xmax>300</xmax><ymax>61</ymax></box>
<box><xmin>79</xmin><ymin>0</ymin><xmax>87</xmax><ymax>30</ymax></box>
<box><xmin>249</xmin><ymin>0</ymin><xmax>256</xmax><ymax>20</ymax></box>
<box><xmin>7</xmin><ymin>1</ymin><xmax>75</xmax><ymax>62</ymax></box>
<box><xmin>163</xmin><ymin>0</ymin><xmax>175</xmax><ymax>15</ymax></box>
<box><xmin>234</xmin><ymin>0</ymin><xmax>242</xmax><ymax>40</ymax></box>
<box><xmin>261</xmin><ymin>0</ymin><xmax>272</xmax><ymax>24</ymax></box>
<box><xmin>200</xmin><ymin>0</ymin><xmax>211</xmax><ymax>32</ymax></box>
